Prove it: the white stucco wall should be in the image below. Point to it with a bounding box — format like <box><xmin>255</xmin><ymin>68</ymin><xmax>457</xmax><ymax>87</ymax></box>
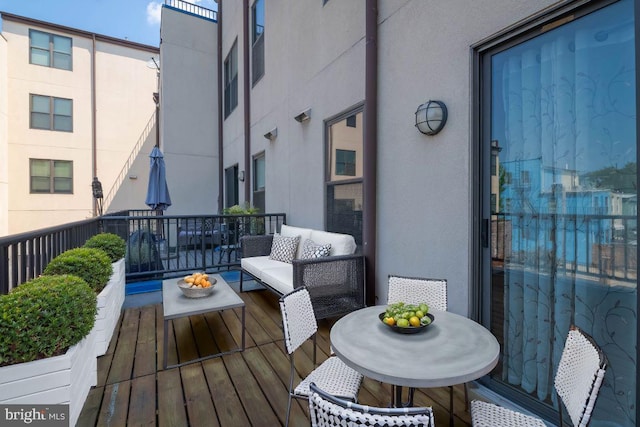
<box><xmin>0</xmin><ymin>33</ymin><xmax>8</xmax><ymax>236</ymax></box>
<box><xmin>218</xmin><ymin>0</ymin><xmax>560</xmax><ymax>314</ymax></box>
<box><xmin>164</xmin><ymin>0</ymin><xmax>562</xmax><ymax>313</ymax></box>
<box><xmin>374</xmin><ymin>0</ymin><xmax>559</xmax><ymax>313</ymax></box>
<box><xmin>1</xmin><ymin>17</ymin><xmax>158</xmax><ymax>234</ymax></box>
<box><xmin>160</xmin><ymin>6</ymin><xmax>219</xmax><ymax>215</ymax></box>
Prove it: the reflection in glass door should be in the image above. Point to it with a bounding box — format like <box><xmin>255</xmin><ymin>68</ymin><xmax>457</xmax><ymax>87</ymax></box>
<box><xmin>485</xmin><ymin>1</ymin><xmax>636</xmax><ymax>425</ymax></box>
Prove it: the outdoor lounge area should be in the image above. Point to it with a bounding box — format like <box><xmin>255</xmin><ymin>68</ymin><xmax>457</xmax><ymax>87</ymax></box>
<box><xmin>75</xmin><ymin>272</ymin><xmax>472</xmax><ymax>427</ymax></box>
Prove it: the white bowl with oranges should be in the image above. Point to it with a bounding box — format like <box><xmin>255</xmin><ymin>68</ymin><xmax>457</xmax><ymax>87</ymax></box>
<box><xmin>177</xmin><ymin>272</ymin><xmax>216</xmax><ymax>298</ymax></box>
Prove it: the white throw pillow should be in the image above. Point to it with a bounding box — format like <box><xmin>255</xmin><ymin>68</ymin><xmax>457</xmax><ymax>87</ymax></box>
<box><xmin>269</xmin><ymin>233</ymin><xmax>301</xmax><ymax>263</ymax></box>
<box><xmin>301</xmin><ymin>239</ymin><xmax>331</xmax><ymax>259</ymax></box>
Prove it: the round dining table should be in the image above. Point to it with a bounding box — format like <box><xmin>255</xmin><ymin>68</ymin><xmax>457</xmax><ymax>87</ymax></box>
<box><xmin>330</xmin><ymin>305</ymin><xmax>499</xmax><ymax>421</ymax></box>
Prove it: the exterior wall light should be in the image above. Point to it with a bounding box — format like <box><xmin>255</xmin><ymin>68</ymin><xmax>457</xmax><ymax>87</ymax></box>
<box><xmin>264</xmin><ymin>127</ymin><xmax>277</xmax><ymax>141</ymax></box>
<box><xmin>415</xmin><ymin>100</ymin><xmax>447</xmax><ymax>135</ymax></box>
<box><xmin>294</xmin><ymin>108</ymin><xmax>311</xmax><ymax>122</ymax></box>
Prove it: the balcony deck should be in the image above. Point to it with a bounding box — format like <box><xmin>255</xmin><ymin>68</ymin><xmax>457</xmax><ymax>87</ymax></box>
<box><xmin>77</xmin><ymin>273</ymin><xmax>472</xmax><ymax>426</ymax></box>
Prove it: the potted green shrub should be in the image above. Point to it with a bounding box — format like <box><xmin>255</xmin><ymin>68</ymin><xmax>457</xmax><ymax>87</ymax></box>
<box><xmin>84</xmin><ymin>233</ymin><xmax>127</xmax><ymax>356</ymax></box>
<box><xmin>0</xmin><ymin>275</ymin><xmax>98</xmax><ymax>427</ymax></box>
<box><xmin>43</xmin><ymin>246</ymin><xmax>115</xmax><ymax>356</ymax></box>
<box><xmin>223</xmin><ymin>203</ymin><xmax>264</xmax><ymax>235</ymax></box>
<box><xmin>43</xmin><ymin>247</ymin><xmax>112</xmax><ymax>293</ymax></box>
<box><xmin>84</xmin><ymin>232</ymin><xmax>126</xmax><ymax>262</ymax></box>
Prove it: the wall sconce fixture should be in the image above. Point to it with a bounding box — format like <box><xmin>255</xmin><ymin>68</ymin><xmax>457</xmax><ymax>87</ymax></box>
<box><xmin>264</xmin><ymin>127</ymin><xmax>278</xmax><ymax>141</ymax></box>
<box><xmin>415</xmin><ymin>100</ymin><xmax>447</xmax><ymax>135</ymax></box>
<box><xmin>294</xmin><ymin>108</ymin><xmax>311</xmax><ymax>123</ymax></box>
<box><xmin>239</xmin><ymin>171</ymin><xmax>245</xmax><ymax>182</ymax></box>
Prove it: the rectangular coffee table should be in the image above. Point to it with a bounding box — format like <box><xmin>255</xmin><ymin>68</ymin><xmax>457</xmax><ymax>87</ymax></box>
<box><xmin>162</xmin><ymin>274</ymin><xmax>245</xmax><ymax>369</ymax></box>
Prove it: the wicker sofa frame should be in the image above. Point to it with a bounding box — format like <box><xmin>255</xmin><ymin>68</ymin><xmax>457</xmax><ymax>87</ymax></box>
<box><xmin>239</xmin><ymin>234</ymin><xmax>366</xmax><ymax>320</ymax></box>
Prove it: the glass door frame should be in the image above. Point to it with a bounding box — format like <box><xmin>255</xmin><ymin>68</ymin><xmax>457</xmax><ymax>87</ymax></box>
<box><xmin>471</xmin><ymin>0</ymin><xmax>639</xmax><ymax>421</ymax></box>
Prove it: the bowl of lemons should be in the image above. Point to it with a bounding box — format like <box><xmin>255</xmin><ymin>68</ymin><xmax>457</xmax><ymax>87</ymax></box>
<box><xmin>380</xmin><ymin>302</ymin><xmax>434</xmax><ymax>334</ymax></box>
<box><xmin>177</xmin><ymin>272</ymin><xmax>216</xmax><ymax>298</ymax></box>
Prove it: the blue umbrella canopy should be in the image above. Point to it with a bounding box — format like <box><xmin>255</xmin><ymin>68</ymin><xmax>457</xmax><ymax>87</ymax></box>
<box><xmin>145</xmin><ymin>146</ymin><xmax>172</xmax><ymax>210</ymax></box>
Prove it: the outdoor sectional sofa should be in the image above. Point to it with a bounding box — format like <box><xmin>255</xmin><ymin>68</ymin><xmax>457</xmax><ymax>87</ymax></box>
<box><xmin>239</xmin><ymin>224</ymin><xmax>365</xmax><ymax>320</ymax></box>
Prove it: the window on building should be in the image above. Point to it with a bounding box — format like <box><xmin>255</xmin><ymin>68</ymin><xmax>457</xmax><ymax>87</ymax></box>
<box><xmin>29</xmin><ymin>29</ymin><xmax>72</xmax><ymax>70</ymax></box>
<box><xmin>253</xmin><ymin>153</ymin><xmax>265</xmax><ymax>213</ymax></box>
<box><xmin>224</xmin><ymin>41</ymin><xmax>238</xmax><ymax>118</ymax></box>
<box><xmin>481</xmin><ymin>1</ymin><xmax>636</xmax><ymax>425</ymax></box>
<box><xmin>30</xmin><ymin>94</ymin><xmax>73</xmax><ymax>132</ymax></box>
<box><xmin>30</xmin><ymin>159</ymin><xmax>73</xmax><ymax>194</ymax></box>
<box><xmin>335</xmin><ymin>149</ymin><xmax>356</xmax><ymax>176</ymax></box>
<box><xmin>252</xmin><ymin>0</ymin><xmax>265</xmax><ymax>85</ymax></box>
<box><xmin>326</xmin><ymin>109</ymin><xmax>363</xmax><ymax>245</ymax></box>
<box><xmin>225</xmin><ymin>164</ymin><xmax>239</xmax><ymax>208</ymax></box>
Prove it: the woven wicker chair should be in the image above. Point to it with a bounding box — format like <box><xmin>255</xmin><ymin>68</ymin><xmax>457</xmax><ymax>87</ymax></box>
<box><xmin>308</xmin><ymin>382</ymin><xmax>435</xmax><ymax>427</ymax></box>
<box><xmin>387</xmin><ymin>275</ymin><xmax>457</xmax><ymax>413</ymax></box>
<box><xmin>471</xmin><ymin>325</ymin><xmax>608</xmax><ymax>427</ymax></box>
<box><xmin>280</xmin><ymin>287</ymin><xmax>363</xmax><ymax>427</ymax></box>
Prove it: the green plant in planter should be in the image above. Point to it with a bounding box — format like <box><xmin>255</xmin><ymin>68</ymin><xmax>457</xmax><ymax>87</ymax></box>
<box><xmin>84</xmin><ymin>233</ymin><xmax>126</xmax><ymax>263</ymax></box>
<box><xmin>223</xmin><ymin>203</ymin><xmax>264</xmax><ymax>235</ymax></box>
<box><xmin>43</xmin><ymin>247</ymin><xmax>113</xmax><ymax>293</ymax></box>
<box><xmin>223</xmin><ymin>203</ymin><xmax>259</xmax><ymax>215</ymax></box>
<box><xmin>0</xmin><ymin>275</ymin><xmax>97</xmax><ymax>367</ymax></box>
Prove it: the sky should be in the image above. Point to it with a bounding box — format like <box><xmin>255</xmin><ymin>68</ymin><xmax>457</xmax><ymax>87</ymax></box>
<box><xmin>0</xmin><ymin>0</ymin><xmax>217</xmax><ymax>47</ymax></box>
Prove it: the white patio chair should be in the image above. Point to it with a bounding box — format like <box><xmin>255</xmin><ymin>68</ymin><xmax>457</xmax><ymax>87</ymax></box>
<box><xmin>387</xmin><ymin>275</ymin><xmax>461</xmax><ymax>420</ymax></box>
<box><xmin>471</xmin><ymin>325</ymin><xmax>608</xmax><ymax>427</ymax></box>
<box><xmin>280</xmin><ymin>287</ymin><xmax>363</xmax><ymax>427</ymax></box>
<box><xmin>308</xmin><ymin>382</ymin><xmax>435</xmax><ymax>427</ymax></box>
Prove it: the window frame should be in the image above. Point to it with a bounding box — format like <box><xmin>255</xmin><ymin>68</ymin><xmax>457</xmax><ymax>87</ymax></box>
<box><xmin>253</xmin><ymin>152</ymin><xmax>266</xmax><ymax>213</ymax></box>
<box><xmin>29</xmin><ymin>158</ymin><xmax>73</xmax><ymax>194</ymax></box>
<box><xmin>325</xmin><ymin>105</ymin><xmax>364</xmax><ymax>244</ymax></box>
<box><xmin>29</xmin><ymin>29</ymin><xmax>72</xmax><ymax>71</ymax></box>
<box><xmin>251</xmin><ymin>0</ymin><xmax>265</xmax><ymax>85</ymax></box>
<box><xmin>224</xmin><ymin>40</ymin><xmax>239</xmax><ymax>119</ymax></box>
<box><xmin>30</xmin><ymin>94</ymin><xmax>73</xmax><ymax>132</ymax></box>
<box><xmin>472</xmin><ymin>0</ymin><xmax>637</xmax><ymax>423</ymax></box>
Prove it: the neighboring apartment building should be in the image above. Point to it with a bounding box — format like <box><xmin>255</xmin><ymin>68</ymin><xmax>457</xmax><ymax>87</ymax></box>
<box><xmin>0</xmin><ymin>13</ymin><xmax>159</xmax><ymax>235</ymax></box>
<box><xmin>159</xmin><ymin>1</ymin><xmax>637</xmax><ymax>426</ymax></box>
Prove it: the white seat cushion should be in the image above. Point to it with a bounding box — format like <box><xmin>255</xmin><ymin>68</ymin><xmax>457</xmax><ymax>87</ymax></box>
<box><xmin>241</xmin><ymin>256</ymin><xmax>286</xmax><ymax>281</ymax></box>
<box><xmin>309</xmin><ymin>230</ymin><xmax>356</xmax><ymax>256</ymax></box>
<box><xmin>260</xmin><ymin>264</ymin><xmax>294</xmax><ymax>295</ymax></box>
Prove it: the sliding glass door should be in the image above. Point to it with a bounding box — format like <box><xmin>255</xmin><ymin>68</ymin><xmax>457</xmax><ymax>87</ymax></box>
<box><xmin>482</xmin><ymin>1</ymin><xmax>637</xmax><ymax>425</ymax></box>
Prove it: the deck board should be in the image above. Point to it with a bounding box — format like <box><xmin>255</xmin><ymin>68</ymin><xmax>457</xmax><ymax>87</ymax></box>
<box><xmin>79</xmin><ymin>279</ymin><xmax>472</xmax><ymax>426</ymax></box>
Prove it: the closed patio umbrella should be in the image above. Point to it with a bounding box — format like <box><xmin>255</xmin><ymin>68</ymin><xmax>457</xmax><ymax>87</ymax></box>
<box><xmin>145</xmin><ymin>146</ymin><xmax>172</xmax><ymax>211</ymax></box>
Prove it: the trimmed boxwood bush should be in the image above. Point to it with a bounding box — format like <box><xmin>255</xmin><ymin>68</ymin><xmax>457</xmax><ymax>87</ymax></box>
<box><xmin>43</xmin><ymin>247</ymin><xmax>113</xmax><ymax>293</ymax></box>
<box><xmin>84</xmin><ymin>233</ymin><xmax>126</xmax><ymax>263</ymax></box>
<box><xmin>0</xmin><ymin>275</ymin><xmax>97</xmax><ymax>367</ymax></box>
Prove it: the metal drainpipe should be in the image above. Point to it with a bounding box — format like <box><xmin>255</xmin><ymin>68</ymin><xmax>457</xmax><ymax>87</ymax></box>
<box><xmin>363</xmin><ymin>0</ymin><xmax>378</xmax><ymax>306</ymax></box>
<box><xmin>217</xmin><ymin>1</ymin><xmax>224</xmax><ymax>213</ymax></box>
<box><xmin>243</xmin><ymin>0</ymin><xmax>251</xmax><ymax>203</ymax></box>
<box><xmin>91</xmin><ymin>34</ymin><xmax>98</xmax><ymax>216</ymax></box>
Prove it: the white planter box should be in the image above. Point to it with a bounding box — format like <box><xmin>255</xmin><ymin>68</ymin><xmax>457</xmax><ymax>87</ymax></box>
<box><xmin>94</xmin><ymin>258</ymin><xmax>125</xmax><ymax>357</ymax></box>
<box><xmin>0</xmin><ymin>331</ymin><xmax>98</xmax><ymax>427</ymax></box>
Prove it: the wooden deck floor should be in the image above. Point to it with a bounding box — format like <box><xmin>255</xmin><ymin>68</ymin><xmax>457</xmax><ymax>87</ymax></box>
<box><xmin>77</xmin><ymin>278</ymin><xmax>472</xmax><ymax>427</ymax></box>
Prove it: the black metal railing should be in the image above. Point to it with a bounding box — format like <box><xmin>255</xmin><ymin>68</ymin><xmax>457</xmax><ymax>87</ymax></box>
<box><xmin>491</xmin><ymin>212</ymin><xmax>637</xmax><ymax>281</ymax></box>
<box><xmin>1</xmin><ymin>211</ymin><xmax>286</xmax><ymax>294</ymax></box>
<box><xmin>0</xmin><ymin>218</ymin><xmax>102</xmax><ymax>294</ymax></box>
<box><xmin>164</xmin><ymin>0</ymin><xmax>217</xmax><ymax>21</ymax></box>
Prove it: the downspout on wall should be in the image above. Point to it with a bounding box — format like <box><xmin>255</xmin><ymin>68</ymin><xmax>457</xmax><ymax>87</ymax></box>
<box><xmin>363</xmin><ymin>0</ymin><xmax>378</xmax><ymax>305</ymax></box>
<box><xmin>91</xmin><ymin>34</ymin><xmax>98</xmax><ymax>216</ymax></box>
<box><xmin>217</xmin><ymin>2</ymin><xmax>224</xmax><ymax>213</ymax></box>
<box><xmin>243</xmin><ymin>0</ymin><xmax>251</xmax><ymax>203</ymax></box>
